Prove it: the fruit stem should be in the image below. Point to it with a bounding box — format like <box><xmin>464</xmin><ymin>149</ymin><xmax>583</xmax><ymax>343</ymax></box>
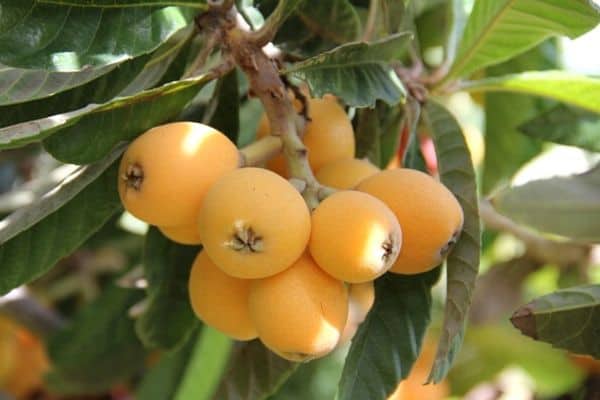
<box><xmin>204</xmin><ymin>4</ymin><xmax>328</xmax><ymax>209</ymax></box>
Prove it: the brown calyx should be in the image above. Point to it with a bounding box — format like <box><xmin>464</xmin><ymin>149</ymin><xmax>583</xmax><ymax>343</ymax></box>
<box><xmin>440</xmin><ymin>229</ymin><xmax>462</xmax><ymax>257</ymax></box>
<box><xmin>381</xmin><ymin>232</ymin><xmax>400</xmax><ymax>266</ymax></box>
<box><xmin>121</xmin><ymin>162</ymin><xmax>144</xmax><ymax>191</ymax></box>
<box><xmin>226</xmin><ymin>222</ymin><xmax>264</xmax><ymax>253</ymax></box>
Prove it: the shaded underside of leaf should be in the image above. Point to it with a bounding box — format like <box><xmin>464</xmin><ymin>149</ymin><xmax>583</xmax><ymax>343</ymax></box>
<box><xmin>38</xmin><ymin>75</ymin><xmax>212</xmax><ymax>164</ymax></box>
<box><xmin>518</xmin><ymin>104</ymin><xmax>600</xmax><ymax>152</ymax></box>
<box><xmin>0</xmin><ymin>152</ymin><xmax>123</xmax><ymax>295</ymax></box>
<box><xmin>47</xmin><ymin>283</ymin><xmax>146</xmax><ymax>394</ymax></box>
<box><xmin>337</xmin><ymin>269</ymin><xmax>440</xmax><ymax>400</ymax></box>
<box><xmin>284</xmin><ymin>33</ymin><xmax>410</xmax><ymax>107</ymax></box>
<box><xmin>0</xmin><ymin>63</ymin><xmax>116</xmax><ymax>106</ymax></box>
<box><xmin>135</xmin><ymin>329</ymin><xmax>201</xmax><ymax>400</ymax></box>
<box><xmin>135</xmin><ymin>228</ymin><xmax>200</xmax><ymax>350</ymax></box>
<box><xmin>423</xmin><ymin>100</ymin><xmax>481</xmax><ymax>383</ymax></box>
<box><xmin>213</xmin><ymin>340</ymin><xmax>298</xmax><ymax>400</ymax></box>
<box><xmin>0</xmin><ymin>1</ymin><xmax>195</xmax><ymax>71</ymax></box>
<box><xmin>493</xmin><ymin>165</ymin><xmax>600</xmax><ymax>243</ymax></box>
<box><xmin>511</xmin><ymin>284</ymin><xmax>600</xmax><ymax>359</ymax></box>
<box><xmin>446</xmin><ymin>0</ymin><xmax>599</xmax><ymax>80</ymax></box>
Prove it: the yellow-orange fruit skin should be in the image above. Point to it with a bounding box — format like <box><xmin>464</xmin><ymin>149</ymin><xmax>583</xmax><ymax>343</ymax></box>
<box><xmin>159</xmin><ymin>224</ymin><xmax>202</xmax><ymax>245</ymax></box>
<box><xmin>198</xmin><ymin>167</ymin><xmax>311</xmax><ymax>279</ymax></box>
<box><xmin>387</xmin><ymin>339</ymin><xmax>449</xmax><ymax>400</ymax></box>
<box><xmin>339</xmin><ymin>281</ymin><xmax>375</xmax><ymax>344</ymax></box>
<box><xmin>309</xmin><ymin>191</ymin><xmax>402</xmax><ymax>283</ymax></box>
<box><xmin>118</xmin><ymin>122</ymin><xmax>239</xmax><ymax>227</ymax></box>
<box><xmin>315</xmin><ymin>158</ymin><xmax>380</xmax><ymax>189</ymax></box>
<box><xmin>257</xmin><ymin>97</ymin><xmax>355</xmax><ymax>177</ymax></box>
<box><xmin>249</xmin><ymin>253</ymin><xmax>348</xmax><ymax>361</ymax></box>
<box><xmin>188</xmin><ymin>251</ymin><xmax>257</xmax><ymax>341</ymax></box>
<box><xmin>357</xmin><ymin>169</ymin><xmax>464</xmax><ymax>275</ymax></box>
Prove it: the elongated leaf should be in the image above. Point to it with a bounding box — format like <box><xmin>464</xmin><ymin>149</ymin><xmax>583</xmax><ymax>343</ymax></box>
<box><xmin>272</xmin><ymin>0</ymin><xmax>358</xmax><ymax>57</ymax></box>
<box><xmin>0</xmin><ymin>29</ymin><xmax>190</xmax><ymax>130</ymax></box>
<box><xmin>40</xmin><ymin>0</ymin><xmax>207</xmax><ymax>7</ymax></box>
<box><xmin>213</xmin><ymin>340</ymin><xmax>298</xmax><ymax>400</ymax></box>
<box><xmin>423</xmin><ymin>101</ymin><xmax>481</xmax><ymax>383</ymax></box>
<box><xmin>296</xmin><ymin>0</ymin><xmax>361</xmax><ymax>44</ymax></box>
<box><xmin>494</xmin><ymin>165</ymin><xmax>600</xmax><ymax>243</ymax></box>
<box><xmin>511</xmin><ymin>284</ymin><xmax>600</xmax><ymax>359</ymax></box>
<box><xmin>136</xmin><ymin>330</ymin><xmax>200</xmax><ymax>400</ymax></box>
<box><xmin>135</xmin><ymin>228</ymin><xmax>199</xmax><ymax>350</ymax></box>
<box><xmin>518</xmin><ymin>104</ymin><xmax>600</xmax><ymax>152</ymax></box>
<box><xmin>0</xmin><ymin>1</ymin><xmax>195</xmax><ymax>71</ymax></box>
<box><xmin>463</xmin><ymin>71</ymin><xmax>600</xmax><ymax>113</ymax></box>
<box><xmin>175</xmin><ymin>327</ymin><xmax>233</xmax><ymax>400</ymax></box>
<box><xmin>0</xmin><ymin>64</ymin><xmax>116</xmax><ymax>106</ymax></box>
<box><xmin>118</xmin><ymin>26</ymin><xmax>194</xmax><ymax>95</ymax></box>
<box><xmin>355</xmin><ymin>101</ymin><xmax>404</xmax><ymax>168</ymax></box>
<box><xmin>284</xmin><ymin>33</ymin><xmax>410</xmax><ymax>107</ymax></box>
<box><xmin>445</xmin><ymin>0</ymin><xmax>599</xmax><ymax>81</ymax></box>
<box><xmin>337</xmin><ymin>269</ymin><xmax>440</xmax><ymax>400</ymax></box>
<box><xmin>0</xmin><ymin>75</ymin><xmax>211</xmax><ymax>163</ymax></box>
<box><xmin>47</xmin><ymin>284</ymin><xmax>146</xmax><ymax>394</ymax></box>
<box><xmin>0</xmin><ymin>150</ymin><xmax>123</xmax><ymax>295</ymax></box>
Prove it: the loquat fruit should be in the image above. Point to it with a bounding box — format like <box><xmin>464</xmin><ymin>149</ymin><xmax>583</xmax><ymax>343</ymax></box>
<box><xmin>257</xmin><ymin>97</ymin><xmax>355</xmax><ymax>177</ymax></box>
<box><xmin>339</xmin><ymin>281</ymin><xmax>375</xmax><ymax>344</ymax></box>
<box><xmin>315</xmin><ymin>158</ymin><xmax>380</xmax><ymax>190</ymax></box>
<box><xmin>159</xmin><ymin>224</ymin><xmax>202</xmax><ymax>245</ymax></box>
<box><xmin>357</xmin><ymin>169</ymin><xmax>463</xmax><ymax>275</ymax></box>
<box><xmin>249</xmin><ymin>253</ymin><xmax>348</xmax><ymax>361</ymax></box>
<box><xmin>198</xmin><ymin>167</ymin><xmax>311</xmax><ymax>279</ymax></box>
<box><xmin>188</xmin><ymin>251</ymin><xmax>257</xmax><ymax>340</ymax></box>
<box><xmin>309</xmin><ymin>190</ymin><xmax>402</xmax><ymax>283</ymax></box>
<box><xmin>118</xmin><ymin>122</ymin><xmax>239</xmax><ymax>227</ymax></box>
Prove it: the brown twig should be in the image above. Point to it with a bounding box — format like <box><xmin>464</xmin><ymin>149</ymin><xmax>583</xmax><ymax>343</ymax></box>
<box><xmin>204</xmin><ymin>4</ymin><xmax>331</xmax><ymax>209</ymax></box>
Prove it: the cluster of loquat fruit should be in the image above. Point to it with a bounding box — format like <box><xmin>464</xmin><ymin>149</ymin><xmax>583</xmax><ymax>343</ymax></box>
<box><xmin>117</xmin><ymin>95</ymin><xmax>463</xmax><ymax>362</ymax></box>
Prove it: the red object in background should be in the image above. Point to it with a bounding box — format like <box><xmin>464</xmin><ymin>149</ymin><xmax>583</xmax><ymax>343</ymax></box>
<box><xmin>419</xmin><ymin>135</ymin><xmax>438</xmax><ymax>176</ymax></box>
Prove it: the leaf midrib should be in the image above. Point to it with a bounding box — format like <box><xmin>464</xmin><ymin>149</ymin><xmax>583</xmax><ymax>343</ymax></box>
<box><xmin>448</xmin><ymin>0</ymin><xmax>517</xmax><ymax>79</ymax></box>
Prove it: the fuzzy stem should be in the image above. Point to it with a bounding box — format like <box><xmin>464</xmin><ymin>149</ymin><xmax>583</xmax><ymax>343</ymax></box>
<box><xmin>210</xmin><ymin>5</ymin><xmax>326</xmax><ymax>209</ymax></box>
<box><xmin>239</xmin><ymin>136</ymin><xmax>282</xmax><ymax>167</ymax></box>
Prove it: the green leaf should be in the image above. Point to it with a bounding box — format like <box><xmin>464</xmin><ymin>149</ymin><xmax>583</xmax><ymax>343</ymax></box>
<box><xmin>511</xmin><ymin>284</ymin><xmax>600</xmax><ymax>359</ymax></box>
<box><xmin>481</xmin><ymin>42</ymin><xmax>556</xmax><ymax>194</ymax></box>
<box><xmin>423</xmin><ymin>101</ymin><xmax>481</xmax><ymax>383</ymax></box>
<box><xmin>0</xmin><ymin>1</ymin><xmax>195</xmax><ymax>71</ymax></box>
<box><xmin>337</xmin><ymin>270</ymin><xmax>439</xmax><ymax>400</ymax></box>
<box><xmin>354</xmin><ymin>101</ymin><xmax>404</xmax><ymax>168</ymax></box>
<box><xmin>296</xmin><ymin>0</ymin><xmax>361</xmax><ymax>44</ymax></box>
<box><xmin>445</xmin><ymin>0</ymin><xmax>599</xmax><ymax>81</ymax></box>
<box><xmin>449</xmin><ymin>324</ymin><xmax>584</xmax><ymax>396</ymax></box>
<box><xmin>284</xmin><ymin>33</ymin><xmax>410</xmax><ymax>107</ymax></box>
<box><xmin>463</xmin><ymin>71</ymin><xmax>600</xmax><ymax>113</ymax></box>
<box><xmin>47</xmin><ymin>284</ymin><xmax>146</xmax><ymax>394</ymax></box>
<box><xmin>0</xmin><ymin>63</ymin><xmax>116</xmax><ymax>106</ymax></box>
<box><xmin>0</xmin><ymin>56</ymin><xmax>149</xmax><ymax>130</ymax></box>
<box><xmin>0</xmin><ymin>149</ymin><xmax>123</xmax><ymax>295</ymax></box>
<box><xmin>493</xmin><ymin>165</ymin><xmax>600</xmax><ymax>243</ymax></box>
<box><xmin>203</xmin><ymin>70</ymin><xmax>240</xmax><ymax>142</ymax></box>
<box><xmin>135</xmin><ymin>228</ymin><xmax>200</xmax><ymax>350</ymax></box>
<box><xmin>38</xmin><ymin>75</ymin><xmax>212</xmax><ymax>164</ymax></box>
<box><xmin>213</xmin><ymin>340</ymin><xmax>298</xmax><ymax>400</ymax></box>
<box><xmin>175</xmin><ymin>327</ymin><xmax>233</xmax><ymax>400</ymax></box>
<box><xmin>136</xmin><ymin>330</ymin><xmax>201</xmax><ymax>400</ymax></box>
<box><xmin>0</xmin><ymin>30</ymin><xmax>190</xmax><ymax>129</ymax></box>
<box><xmin>39</xmin><ymin>0</ymin><xmax>207</xmax><ymax>7</ymax></box>
<box><xmin>518</xmin><ymin>104</ymin><xmax>600</xmax><ymax>152</ymax></box>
